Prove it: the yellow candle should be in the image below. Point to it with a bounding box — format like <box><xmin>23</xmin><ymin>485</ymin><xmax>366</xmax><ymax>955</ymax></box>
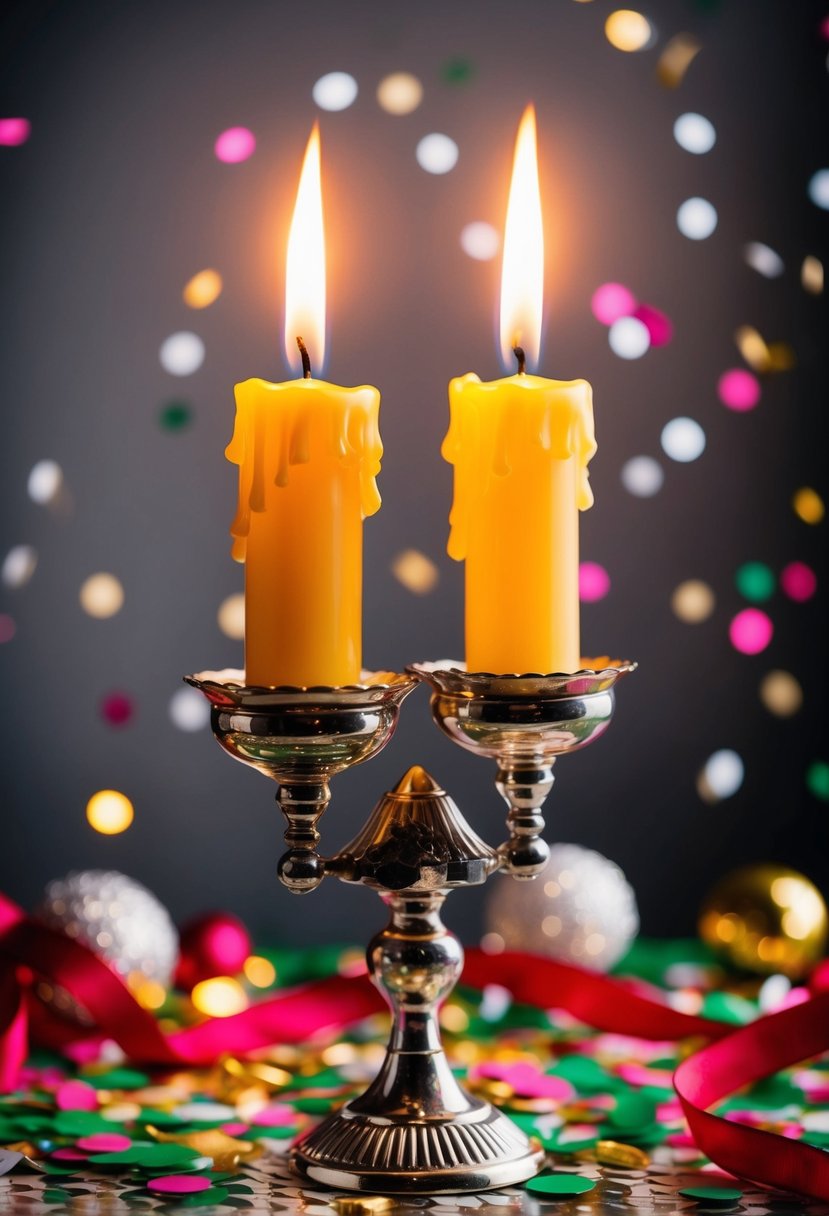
<box><xmin>226</xmin><ymin>124</ymin><xmax>382</xmax><ymax>688</ymax></box>
<box><xmin>442</xmin><ymin>105</ymin><xmax>597</xmax><ymax>675</ymax></box>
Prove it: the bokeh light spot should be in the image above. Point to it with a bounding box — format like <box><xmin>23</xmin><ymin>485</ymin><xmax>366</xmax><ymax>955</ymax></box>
<box><xmin>656</xmin><ymin>33</ymin><xmax>701</xmax><ymax>88</ymax></box>
<box><xmin>672</xmin><ymin>579</ymin><xmax>715</xmax><ymax>623</ymax></box>
<box><xmin>661</xmin><ymin>417</ymin><xmax>706</xmax><ymax>462</ymax></box>
<box><xmin>621</xmin><ymin>455</ymin><xmax>664</xmax><ymax>497</ymax></box>
<box><xmin>801</xmin><ymin>255</ymin><xmax>824</xmax><ymax>294</ymax></box>
<box><xmin>460</xmin><ymin>221</ymin><xmax>500</xmax><ymax>261</ymax></box>
<box><xmin>806</xmin><ymin>762</ymin><xmax>829</xmax><ymax>802</ymax></box>
<box><xmin>792</xmin><ymin>487</ymin><xmax>824</xmax><ymax>524</ymax></box>
<box><xmin>0</xmin><ymin>118</ymin><xmax>30</xmax><ymax>146</ymax></box>
<box><xmin>243</xmin><ymin>955</ymin><xmax>277</xmax><ymax>988</ymax></box>
<box><xmin>2</xmin><ymin>544</ymin><xmax>37</xmax><ymax>589</ymax></box>
<box><xmin>730</xmin><ymin>607</ymin><xmax>773</xmax><ymax>655</ymax></box>
<box><xmin>86</xmin><ymin>789</ymin><xmax>134</xmax><ymax>835</ymax></box>
<box><xmin>169</xmin><ymin>686</ymin><xmax>210</xmax><ymax>732</ymax></box>
<box><xmin>28</xmin><ymin>459</ymin><xmax>63</xmax><ymax>505</ymax></box>
<box><xmin>191</xmin><ymin>976</ymin><xmax>248</xmax><ymax>1017</ymax></box>
<box><xmin>609</xmin><ymin>315</ymin><xmax>650</xmax><ymax>359</ymax></box>
<box><xmin>735</xmin><ymin>561</ymin><xmax>775</xmax><ymax>603</ymax></box>
<box><xmin>214</xmin><ymin>127</ymin><xmax>256</xmax><ymax>164</ymax></box>
<box><xmin>759</xmin><ymin>670</ymin><xmax>803</xmax><ymax>717</ymax></box>
<box><xmin>632</xmin><ymin>303</ymin><xmax>673</xmax><ymax>346</ymax></box>
<box><xmin>217</xmin><ymin>592</ymin><xmax>245</xmax><ymax>639</ymax></box>
<box><xmin>377</xmin><ymin>72</ymin><xmax>423</xmax><ymax>115</ymax></box>
<box><xmin>579</xmin><ymin>561</ymin><xmax>611</xmax><ymax>602</ymax></box>
<box><xmin>673</xmin><ymin>112</ymin><xmax>716</xmax><ymax>154</ymax></box>
<box><xmin>677</xmin><ymin>197</ymin><xmax>718</xmax><ymax>240</ymax></box>
<box><xmin>133</xmin><ymin>979</ymin><xmax>166</xmax><ymax>1010</ymax></box>
<box><xmin>807</xmin><ymin>169</ymin><xmax>829</xmax><ymax>210</ymax></box>
<box><xmin>0</xmin><ymin>614</ymin><xmax>16</xmax><ymax>643</ymax></box>
<box><xmin>591</xmin><ymin>282</ymin><xmax>636</xmax><ymax>325</ymax></box>
<box><xmin>416</xmin><ymin>133</ymin><xmax>459</xmax><ymax>174</ymax></box>
<box><xmin>183</xmin><ymin>269</ymin><xmax>222</xmax><ymax>309</ymax></box>
<box><xmin>100</xmin><ymin>692</ymin><xmax>135</xmax><ymax>728</ymax></box>
<box><xmin>441</xmin><ymin>57</ymin><xmax>475</xmax><ymax>85</ymax></box>
<box><xmin>698</xmin><ymin>750</ymin><xmax>744</xmax><ymax>803</ymax></box>
<box><xmin>605</xmin><ymin>10</ymin><xmax>653</xmax><ymax>51</ymax></box>
<box><xmin>743</xmin><ymin>242</ymin><xmax>784</xmax><ymax>279</ymax></box>
<box><xmin>780</xmin><ymin>561</ymin><xmax>817</xmax><ymax>602</ymax></box>
<box><xmin>159</xmin><ymin>332</ymin><xmax>204</xmax><ymax>376</ymax></box>
<box><xmin>312</xmin><ymin>71</ymin><xmax>358</xmax><ymax>111</ymax></box>
<box><xmin>159</xmin><ymin>401</ymin><xmax>192</xmax><ymax>431</ymax></box>
<box><xmin>391</xmin><ymin>549</ymin><xmax>439</xmax><ymax>595</ymax></box>
<box><xmin>80</xmin><ymin>573</ymin><xmax>124</xmax><ymax>619</ymax></box>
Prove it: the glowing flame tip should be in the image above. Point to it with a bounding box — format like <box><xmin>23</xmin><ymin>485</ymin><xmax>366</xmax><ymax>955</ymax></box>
<box><xmin>499</xmin><ymin>103</ymin><xmax>543</xmax><ymax>372</ymax></box>
<box><xmin>284</xmin><ymin>124</ymin><xmax>326</xmax><ymax>375</ymax></box>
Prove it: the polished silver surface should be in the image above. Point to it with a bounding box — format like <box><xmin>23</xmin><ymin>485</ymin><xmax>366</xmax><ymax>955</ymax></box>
<box><xmin>185</xmin><ymin>669</ymin><xmax>418</xmax><ymax>893</ymax></box>
<box><xmin>407</xmin><ymin>660</ymin><xmax>636</xmax><ymax>879</ymax></box>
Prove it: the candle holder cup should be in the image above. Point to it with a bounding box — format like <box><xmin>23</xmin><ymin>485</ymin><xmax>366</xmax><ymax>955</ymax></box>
<box><xmin>186</xmin><ymin>656</ymin><xmax>634</xmax><ymax>1194</ymax></box>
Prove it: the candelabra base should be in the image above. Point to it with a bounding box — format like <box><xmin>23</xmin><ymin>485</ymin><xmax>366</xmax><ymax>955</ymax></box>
<box><xmin>294</xmin><ymin>1103</ymin><xmax>543</xmax><ymax>1194</ymax></box>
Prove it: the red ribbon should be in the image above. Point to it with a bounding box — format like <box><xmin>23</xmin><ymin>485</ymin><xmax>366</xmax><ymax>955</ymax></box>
<box><xmin>1</xmin><ymin>895</ymin><xmax>828</xmax><ymax>1199</ymax></box>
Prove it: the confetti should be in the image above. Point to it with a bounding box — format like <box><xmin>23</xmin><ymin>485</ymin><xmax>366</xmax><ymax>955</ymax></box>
<box><xmin>677</xmin><ymin>197</ymin><xmax>717</xmax><ymax>240</ymax></box>
<box><xmin>671</xmin><ymin>580</ymin><xmax>715</xmax><ymax>623</ymax></box>
<box><xmin>100</xmin><ymin>691</ymin><xmax>134</xmax><ymax>727</ymax></box>
<box><xmin>579</xmin><ymin>561</ymin><xmax>611</xmax><ymax>602</ymax></box>
<box><xmin>76</xmin><ymin>1133</ymin><xmax>132</xmax><ymax>1153</ymax></box>
<box><xmin>27</xmin><ymin>459</ymin><xmax>63</xmax><ymax>505</ymax></box>
<box><xmin>2</xmin><ymin>544</ymin><xmax>37</xmax><ymax>589</ymax></box>
<box><xmin>661</xmin><ymin>417</ymin><xmax>705</xmax><ymax>462</ymax></box>
<box><xmin>734</xmin><ymin>561</ymin><xmax>774</xmax><ymax>603</ymax></box>
<box><xmin>159</xmin><ymin>331</ymin><xmax>205</xmax><ymax>376</ymax></box>
<box><xmin>86</xmin><ymin>789</ymin><xmax>134</xmax><ymax>835</ymax></box>
<box><xmin>160</xmin><ymin>401</ymin><xmax>193</xmax><ymax>431</ymax></box>
<box><xmin>609</xmin><ymin>315</ymin><xmax>650</xmax><ymax>359</ymax></box>
<box><xmin>743</xmin><ymin>242</ymin><xmax>784</xmax><ymax>278</ymax></box>
<box><xmin>214</xmin><ymin>127</ymin><xmax>255</xmax><ymax>164</ymax></box>
<box><xmin>312</xmin><ymin>72</ymin><xmax>358</xmax><ymax>111</ymax></box>
<box><xmin>673</xmin><ymin>112</ymin><xmax>716</xmax><ymax>154</ymax></box>
<box><xmin>605</xmin><ymin>10</ymin><xmax>652</xmax><ymax>52</ymax></box>
<box><xmin>620</xmin><ymin>456</ymin><xmax>664</xmax><ymax>497</ymax></box>
<box><xmin>460</xmin><ymin>221</ymin><xmax>499</xmax><ymax>260</ymax></box>
<box><xmin>729</xmin><ymin>608</ymin><xmax>773</xmax><ymax>655</ymax></box>
<box><xmin>183</xmin><ymin>269</ymin><xmax>222</xmax><ymax>309</ymax></box>
<box><xmin>79</xmin><ymin>573</ymin><xmax>124</xmax><ymax>618</ymax></box>
<box><xmin>55</xmin><ymin>1082</ymin><xmax>98</xmax><ymax>1112</ymax></box>
<box><xmin>656</xmin><ymin>32</ymin><xmax>702</xmax><ymax>87</ymax></box>
<box><xmin>780</xmin><ymin>561</ymin><xmax>816</xmax><ymax>603</ymax></box>
<box><xmin>416</xmin><ymin>133</ymin><xmax>459</xmax><ymax>174</ymax></box>
<box><xmin>169</xmin><ymin>686</ymin><xmax>210</xmax><ymax>732</ymax></box>
<box><xmin>801</xmin><ymin>255</ymin><xmax>823</xmax><ymax>294</ymax></box>
<box><xmin>191</xmin><ymin>977</ymin><xmax>248</xmax><ymax>1017</ymax></box>
<box><xmin>680</xmin><ymin>1186</ymin><xmax>743</xmax><ymax>1203</ymax></box>
<box><xmin>807</xmin><ymin>169</ymin><xmax>829</xmax><ymax>210</ymax></box>
<box><xmin>391</xmin><ymin>549</ymin><xmax>439</xmax><ymax>594</ymax></box>
<box><xmin>632</xmin><ymin>304</ymin><xmax>673</xmax><ymax>346</ymax></box>
<box><xmin>526</xmin><ymin>1173</ymin><xmax>596</xmax><ymax>1195</ymax></box>
<box><xmin>0</xmin><ymin>117</ymin><xmax>30</xmax><ymax>146</ymax></box>
<box><xmin>792</xmin><ymin>487</ymin><xmax>824</xmax><ymax>524</ymax></box>
<box><xmin>148</xmin><ymin>1175</ymin><xmax>212</xmax><ymax>1194</ymax></box>
<box><xmin>718</xmin><ymin>369</ymin><xmax>760</xmax><ymax>412</ymax></box>
<box><xmin>376</xmin><ymin>73</ymin><xmax>423</xmax><ymax>115</ymax></box>
<box><xmin>591</xmin><ymin>282</ymin><xmax>637</xmax><ymax>325</ymax></box>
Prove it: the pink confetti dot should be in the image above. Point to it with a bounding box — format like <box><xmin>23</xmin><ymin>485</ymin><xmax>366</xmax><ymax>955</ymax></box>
<box><xmin>148</xmin><ymin>1175</ymin><xmax>212</xmax><ymax>1195</ymax></box>
<box><xmin>100</xmin><ymin>691</ymin><xmax>134</xmax><ymax>727</ymax></box>
<box><xmin>579</xmin><ymin>561</ymin><xmax>611</xmax><ymax>602</ymax></box>
<box><xmin>51</xmin><ymin>1147</ymin><xmax>90</xmax><ymax>1162</ymax></box>
<box><xmin>0</xmin><ymin>118</ymin><xmax>30</xmax><ymax>146</ymax></box>
<box><xmin>76</xmin><ymin>1133</ymin><xmax>132</xmax><ymax>1153</ymax></box>
<box><xmin>214</xmin><ymin>126</ymin><xmax>256</xmax><ymax>164</ymax></box>
<box><xmin>0</xmin><ymin>614</ymin><xmax>15</xmax><ymax>643</ymax></box>
<box><xmin>729</xmin><ymin>607</ymin><xmax>773</xmax><ymax>655</ymax></box>
<box><xmin>780</xmin><ymin>560</ymin><xmax>817</xmax><ymax>602</ymax></box>
<box><xmin>251</xmin><ymin>1103</ymin><xmax>297</xmax><ymax>1127</ymax></box>
<box><xmin>718</xmin><ymin>368</ymin><xmax>761</xmax><ymax>412</ymax></box>
<box><xmin>55</xmin><ymin>1079</ymin><xmax>98</xmax><ymax>1111</ymax></box>
<box><xmin>220</xmin><ymin>1121</ymin><xmax>249</xmax><ymax>1136</ymax></box>
<box><xmin>632</xmin><ymin>304</ymin><xmax>673</xmax><ymax>347</ymax></box>
<box><xmin>591</xmin><ymin>282</ymin><xmax>637</xmax><ymax>325</ymax></box>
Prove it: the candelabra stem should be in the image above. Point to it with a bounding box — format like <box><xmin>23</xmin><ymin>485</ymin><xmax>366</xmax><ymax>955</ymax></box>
<box><xmin>276</xmin><ymin>780</ymin><xmax>330</xmax><ymax>893</ymax></box>
<box><xmin>495</xmin><ymin>761</ymin><xmax>555</xmax><ymax>878</ymax></box>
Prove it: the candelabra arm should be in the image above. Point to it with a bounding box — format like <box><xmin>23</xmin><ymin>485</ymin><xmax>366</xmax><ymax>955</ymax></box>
<box><xmin>495</xmin><ymin>761</ymin><xmax>555</xmax><ymax>879</ymax></box>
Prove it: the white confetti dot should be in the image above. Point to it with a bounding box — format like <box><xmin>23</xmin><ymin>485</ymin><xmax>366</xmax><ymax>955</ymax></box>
<box><xmin>416</xmin><ymin>133</ymin><xmax>459</xmax><ymax>175</ymax></box>
<box><xmin>608</xmin><ymin>315</ymin><xmax>650</xmax><ymax>359</ymax></box>
<box><xmin>743</xmin><ymin>242</ymin><xmax>784</xmax><ymax>279</ymax></box>
<box><xmin>808</xmin><ymin>169</ymin><xmax>829</xmax><ymax>210</ymax></box>
<box><xmin>460</xmin><ymin>221</ymin><xmax>500</xmax><ymax>261</ymax></box>
<box><xmin>673</xmin><ymin>112</ymin><xmax>716</xmax><ymax>154</ymax></box>
<box><xmin>80</xmin><ymin>572</ymin><xmax>124</xmax><ymax>618</ymax></box>
<box><xmin>159</xmin><ymin>331</ymin><xmax>205</xmax><ymax>376</ymax></box>
<box><xmin>661</xmin><ymin>417</ymin><xmax>706</xmax><ymax>463</ymax></box>
<box><xmin>699</xmin><ymin>749</ymin><xmax>744</xmax><ymax>801</ymax></box>
<box><xmin>2</xmin><ymin>544</ymin><xmax>37</xmax><ymax>589</ymax></box>
<box><xmin>169</xmin><ymin>686</ymin><xmax>210</xmax><ymax>732</ymax></box>
<box><xmin>621</xmin><ymin>456</ymin><xmax>664</xmax><ymax>497</ymax></box>
<box><xmin>312</xmin><ymin>71</ymin><xmax>358</xmax><ymax>112</ymax></box>
<box><xmin>676</xmin><ymin>197</ymin><xmax>718</xmax><ymax>240</ymax></box>
<box><xmin>28</xmin><ymin>459</ymin><xmax>63</xmax><ymax>505</ymax></box>
<box><xmin>377</xmin><ymin>72</ymin><xmax>423</xmax><ymax>115</ymax></box>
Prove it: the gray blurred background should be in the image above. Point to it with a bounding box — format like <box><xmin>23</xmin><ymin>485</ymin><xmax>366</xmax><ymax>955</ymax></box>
<box><xmin>1</xmin><ymin>0</ymin><xmax>826</xmax><ymax>947</ymax></box>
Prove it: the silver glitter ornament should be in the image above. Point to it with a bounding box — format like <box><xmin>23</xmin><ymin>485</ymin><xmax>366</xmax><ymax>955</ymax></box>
<box><xmin>484</xmin><ymin>843</ymin><xmax>639</xmax><ymax>972</ymax></box>
<box><xmin>35</xmin><ymin>870</ymin><xmax>179</xmax><ymax>1023</ymax></box>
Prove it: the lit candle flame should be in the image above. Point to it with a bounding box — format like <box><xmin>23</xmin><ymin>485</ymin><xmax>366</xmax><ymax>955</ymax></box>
<box><xmin>284</xmin><ymin>123</ymin><xmax>326</xmax><ymax>376</ymax></box>
<box><xmin>499</xmin><ymin>104</ymin><xmax>544</xmax><ymax>372</ymax></box>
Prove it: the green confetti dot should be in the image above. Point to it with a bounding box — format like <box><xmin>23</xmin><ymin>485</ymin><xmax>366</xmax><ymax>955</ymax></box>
<box><xmin>159</xmin><ymin>401</ymin><xmax>193</xmax><ymax>431</ymax></box>
<box><xmin>441</xmin><ymin>56</ymin><xmax>475</xmax><ymax>85</ymax></box>
<box><xmin>84</xmin><ymin>1068</ymin><xmax>151</xmax><ymax>1090</ymax></box>
<box><xmin>88</xmin><ymin>1143</ymin><xmax>203</xmax><ymax>1168</ymax></box>
<box><xmin>735</xmin><ymin>561</ymin><xmax>775</xmax><ymax>603</ymax></box>
<box><xmin>607</xmin><ymin>1093</ymin><xmax>657</xmax><ymax>1129</ymax></box>
<box><xmin>679</xmin><ymin>1186</ymin><xmax>743</xmax><ymax>1204</ymax></box>
<box><xmin>178</xmin><ymin>1187</ymin><xmax>229</xmax><ymax>1208</ymax></box>
<box><xmin>807</xmin><ymin>760</ymin><xmax>829</xmax><ymax>801</ymax></box>
<box><xmin>525</xmin><ymin>1172</ymin><xmax>596</xmax><ymax>1196</ymax></box>
<box><xmin>53</xmin><ymin>1111</ymin><xmax>115</xmax><ymax>1136</ymax></box>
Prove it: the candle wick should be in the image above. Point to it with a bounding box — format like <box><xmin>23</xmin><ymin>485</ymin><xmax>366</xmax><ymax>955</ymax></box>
<box><xmin>296</xmin><ymin>336</ymin><xmax>312</xmax><ymax>379</ymax></box>
<box><xmin>513</xmin><ymin>345</ymin><xmax>526</xmax><ymax>375</ymax></box>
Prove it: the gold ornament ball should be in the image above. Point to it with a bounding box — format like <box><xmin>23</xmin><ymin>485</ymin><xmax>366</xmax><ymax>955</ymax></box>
<box><xmin>699</xmin><ymin>865</ymin><xmax>828</xmax><ymax>979</ymax></box>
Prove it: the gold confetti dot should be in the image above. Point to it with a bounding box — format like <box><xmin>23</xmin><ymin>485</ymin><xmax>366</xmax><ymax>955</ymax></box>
<box><xmin>802</xmin><ymin>255</ymin><xmax>824</xmax><ymax>295</ymax></box>
<box><xmin>376</xmin><ymin>72</ymin><xmax>423</xmax><ymax>115</ymax></box>
<box><xmin>391</xmin><ymin>549</ymin><xmax>439</xmax><ymax>595</ymax></box>
<box><xmin>217</xmin><ymin>592</ymin><xmax>245</xmax><ymax>639</ymax></box>
<box><xmin>86</xmin><ymin>789</ymin><xmax>134</xmax><ymax>835</ymax></box>
<box><xmin>656</xmin><ymin>32</ymin><xmax>701</xmax><ymax>87</ymax></box>
<box><xmin>793</xmin><ymin>486</ymin><xmax>824</xmax><ymax>524</ymax></box>
<box><xmin>759</xmin><ymin>670</ymin><xmax>803</xmax><ymax>717</ymax></box>
<box><xmin>191</xmin><ymin>976</ymin><xmax>248</xmax><ymax>1017</ymax></box>
<box><xmin>605</xmin><ymin>9</ymin><xmax>652</xmax><ymax>51</ymax></box>
<box><xmin>243</xmin><ymin>955</ymin><xmax>276</xmax><ymax>988</ymax></box>
<box><xmin>183</xmin><ymin>269</ymin><xmax>223</xmax><ymax>309</ymax></box>
<box><xmin>671</xmin><ymin>579</ymin><xmax>715</xmax><ymax>623</ymax></box>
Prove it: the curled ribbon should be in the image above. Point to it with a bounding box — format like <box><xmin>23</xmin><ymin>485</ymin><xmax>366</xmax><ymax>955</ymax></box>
<box><xmin>1</xmin><ymin>894</ymin><xmax>828</xmax><ymax>1199</ymax></box>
